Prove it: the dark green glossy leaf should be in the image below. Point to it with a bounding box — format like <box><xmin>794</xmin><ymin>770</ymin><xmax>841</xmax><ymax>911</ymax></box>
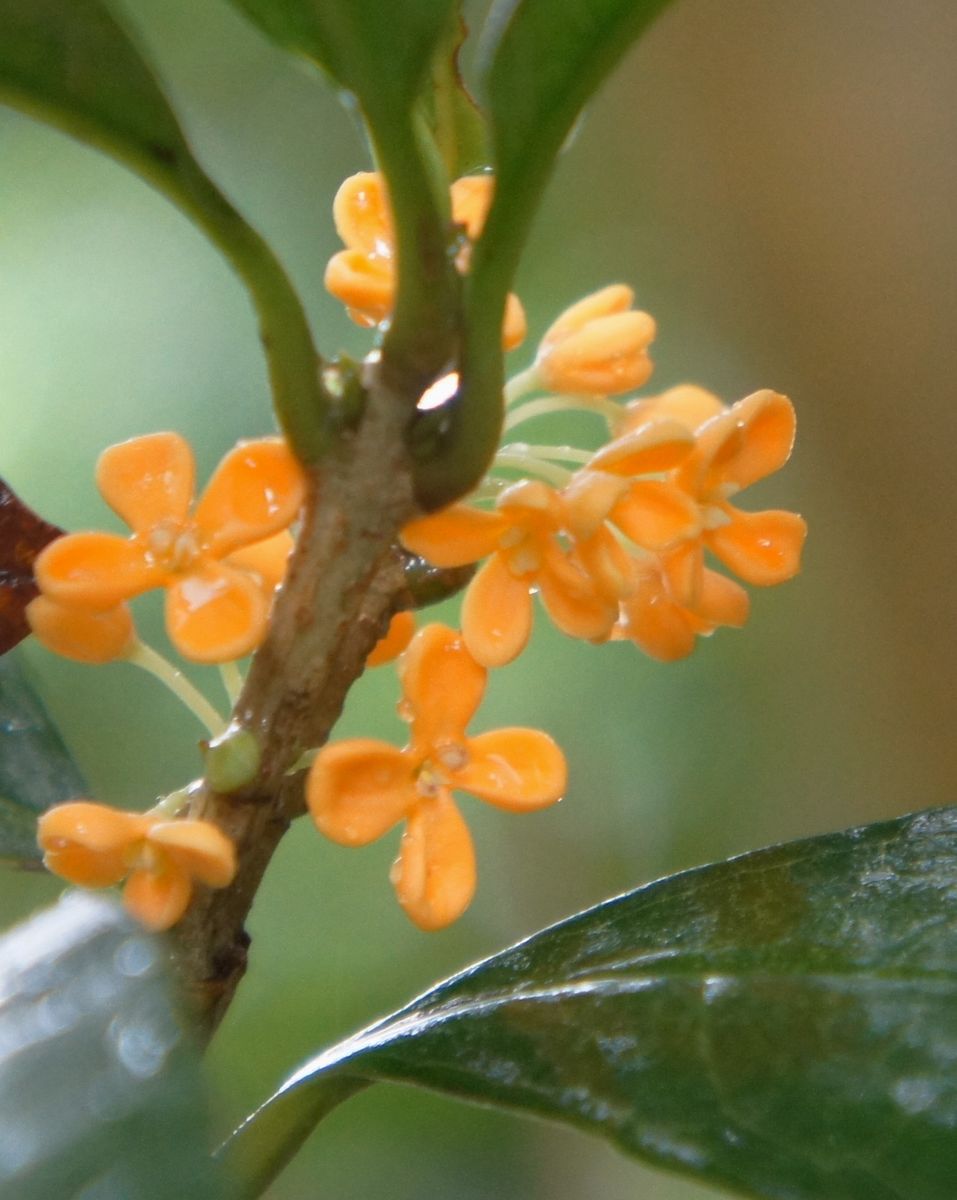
<box><xmin>0</xmin><ymin>891</ymin><xmax>226</xmax><ymax>1199</ymax></box>
<box><xmin>221</xmin><ymin>806</ymin><xmax>957</xmax><ymax>1200</ymax></box>
<box><xmin>0</xmin><ymin>655</ymin><xmax>86</xmax><ymax>866</ymax></box>
<box><xmin>0</xmin><ymin>478</ymin><xmax>63</xmax><ymax>655</ymax></box>
<box><xmin>0</xmin><ymin>0</ymin><xmax>327</xmax><ymax>458</ymax></box>
<box><xmin>421</xmin><ymin>15</ymin><xmax>489</xmax><ymax>178</ymax></box>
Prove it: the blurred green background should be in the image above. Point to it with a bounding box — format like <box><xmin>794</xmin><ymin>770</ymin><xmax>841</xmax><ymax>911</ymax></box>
<box><xmin>2</xmin><ymin>0</ymin><xmax>955</xmax><ymax>1197</ymax></box>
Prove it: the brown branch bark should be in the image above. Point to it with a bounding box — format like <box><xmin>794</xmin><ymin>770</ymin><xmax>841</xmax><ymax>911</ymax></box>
<box><xmin>172</xmin><ymin>364</ymin><xmax>419</xmax><ymax>1039</ymax></box>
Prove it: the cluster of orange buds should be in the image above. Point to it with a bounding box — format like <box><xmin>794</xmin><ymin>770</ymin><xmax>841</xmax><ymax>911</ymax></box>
<box><xmin>37</xmin><ymin>800</ymin><xmax>236</xmax><ymax>931</ymax></box>
<box><xmin>27</xmin><ymin>431</ymin><xmax>305</xmax><ymax>664</ymax></box>
<box><xmin>325</xmin><ymin>171</ymin><xmax>527</xmax><ymax>350</ymax></box>
<box><xmin>402</xmin><ymin>288</ymin><xmax>806</xmax><ymax>664</ymax></box>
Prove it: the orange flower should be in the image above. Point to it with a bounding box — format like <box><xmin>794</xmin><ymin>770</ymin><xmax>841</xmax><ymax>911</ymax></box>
<box><xmin>616</xmin><ymin>384</ymin><xmax>727</xmax><ymax>435</ymax></box>
<box><xmin>38</xmin><ymin>801</ymin><xmax>236</xmax><ymax>931</ymax></box>
<box><xmin>324</xmin><ymin>171</ymin><xmax>526</xmax><ymax>349</ymax></box>
<box><xmin>402</xmin><ymin>481</ymin><xmax>625</xmax><ymax>667</ymax></box>
<box><xmin>535</xmin><ymin>285</ymin><xmax>656</xmax><ymax>396</ymax></box>
<box><xmin>614</xmin><ymin>544</ymin><xmax>750</xmax><ymax>661</ymax></box>
<box><xmin>672</xmin><ymin>390</ymin><xmax>807</xmax><ymax>589</ymax></box>
<box><xmin>33</xmin><ymin>432</ymin><xmax>305</xmax><ymax>663</ymax></box>
<box><xmin>365</xmin><ymin>610</ymin><xmax>416</xmax><ymax>668</ymax></box>
<box><xmin>307</xmin><ymin>624</ymin><xmax>566</xmax><ymax>930</ymax></box>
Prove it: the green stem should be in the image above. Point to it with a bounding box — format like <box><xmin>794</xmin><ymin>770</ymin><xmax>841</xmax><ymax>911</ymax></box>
<box><xmin>503</xmin><ymin>442</ymin><xmax>592</xmax><ymax>464</ymax></box>
<box><xmin>219</xmin><ymin>660</ymin><xmax>244</xmax><ymax>708</ymax></box>
<box><xmin>492</xmin><ymin>450</ymin><xmax>571</xmax><ymax>487</ymax></box>
<box><xmin>124</xmin><ymin>640</ymin><xmax>225</xmax><ymax>737</ymax></box>
<box><xmin>504</xmin><ymin>394</ymin><xmax>622</xmax><ymax>432</ymax></box>
<box><xmin>504</xmin><ymin>364</ymin><xmax>542</xmax><ymax>406</ymax></box>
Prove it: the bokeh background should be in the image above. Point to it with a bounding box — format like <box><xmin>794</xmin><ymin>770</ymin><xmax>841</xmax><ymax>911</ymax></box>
<box><xmin>2</xmin><ymin>0</ymin><xmax>956</xmax><ymax>1196</ymax></box>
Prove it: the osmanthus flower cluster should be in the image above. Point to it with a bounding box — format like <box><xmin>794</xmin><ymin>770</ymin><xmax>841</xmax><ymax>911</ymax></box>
<box><xmin>402</xmin><ymin>283</ymin><xmax>808</xmax><ymax>666</ymax></box>
<box><xmin>30</xmin><ymin>170</ymin><xmax>806</xmax><ymax>937</ymax></box>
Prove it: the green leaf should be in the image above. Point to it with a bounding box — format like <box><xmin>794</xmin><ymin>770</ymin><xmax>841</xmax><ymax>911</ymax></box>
<box><xmin>420</xmin><ymin>15</ymin><xmax>490</xmax><ymax>178</ymax></box>
<box><xmin>0</xmin><ymin>0</ymin><xmax>327</xmax><ymax>459</ymax></box>
<box><xmin>477</xmin><ymin>0</ymin><xmax>673</xmax><ymax>275</ymax></box>
<box><xmin>0</xmin><ymin>891</ymin><xmax>227</xmax><ymax>1199</ymax></box>
<box><xmin>220</xmin><ymin>806</ymin><xmax>957</xmax><ymax>1200</ymax></box>
<box><xmin>226</xmin><ymin>0</ymin><xmax>461</xmax><ymax>387</ymax></box>
<box><xmin>227</xmin><ymin>0</ymin><xmax>457</xmax><ymax>112</ymax></box>
<box><xmin>0</xmin><ymin>654</ymin><xmax>86</xmax><ymax>866</ymax></box>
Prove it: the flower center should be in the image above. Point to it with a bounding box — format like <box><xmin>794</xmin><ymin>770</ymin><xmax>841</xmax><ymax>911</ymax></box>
<box><xmin>414</xmin><ymin>741</ymin><xmax>470</xmax><ymax>799</ymax></box>
<box><xmin>145</xmin><ymin>519</ymin><xmax>203</xmax><ymax>573</ymax></box>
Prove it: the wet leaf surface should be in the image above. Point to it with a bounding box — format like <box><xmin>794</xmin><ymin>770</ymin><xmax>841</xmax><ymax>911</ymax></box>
<box><xmin>0</xmin><ymin>891</ymin><xmax>226</xmax><ymax>1199</ymax></box>
<box><xmin>0</xmin><ymin>655</ymin><xmax>86</xmax><ymax>866</ymax></box>
<box><xmin>223</xmin><ymin>806</ymin><xmax>957</xmax><ymax>1200</ymax></box>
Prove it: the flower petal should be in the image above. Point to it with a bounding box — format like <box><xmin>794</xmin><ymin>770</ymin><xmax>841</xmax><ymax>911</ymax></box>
<box><xmin>575</xmin><ymin>528</ymin><xmax>638</xmax><ymax>602</ymax></box>
<box><xmin>324</xmin><ymin>249</ymin><xmax>395</xmax><ymax>325</ymax></box>
<box><xmin>538</xmin><ymin>564</ymin><xmax>618</xmax><ymax>641</ymax></box>
<box><xmin>96</xmin><ymin>432</ymin><xmax>194</xmax><ymax>534</ymax></box>
<box><xmin>226</xmin><ymin>530</ymin><xmax>294</xmax><ymax>593</ymax></box>
<box><xmin>401</xmin><ymin>505</ymin><xmax>507</xmax><ymax>568</ymax></box>
<box><xmin>707</xmin><ymin>507</ymin><xmax>807</xmax><ymax>586</ymax></box>
<box><xmin>718</xmin><ymin>391</ymin><xmax>797</xmax><ymax>491</ymax></box>
<box><xmin>450</xmin><ymin>175</ymin><xmax>495</xmax><ymax>241</ymax></box>
<box><xmin>366</xmin><ymin>610</ymin><xmax>416</xmax><ymax>668</ymax></box>
<box><xmin>307</xmin><ymin>739</ymin><xmax>413</xmax><ymax>845</ymax></box>
<box><xmin>391</xmin><ymin>792</ymin><xmax>476</xmax><ymax>931</ymax></box>
<box><xmin>611</xmin><ymin>480</ymin><xmax>700</xmax><ymax>550</ymax></box>
<box><xmin>165</xmin><ymin>562</ymin><xmax>268</xmax><ymax>663</ymax></box>
<box><xmin>589</xmin><ymin>419</ymin><xmax>694</xmax><ymax>476</ymax></box>
<box><xmin>399</xmin><ymin>623</ymin><xmax>486</xmax><ymax>745</ymax></box>
<box><xmin>619</xmin><ymin>573</ymin><xmax>697</xmax><ymax>662</ymax></box>
<box><xmin>617</xmin><ymin>385</ymin><xmax>726</xmax><ymax>435</ymax></box>
<box><xmin>539</xmin><ymin>311</ymin><xmax>656</xmax><ymax>397</ymax></box>
<box><xmin>27</xmin><ymin>596</ymin><xmax>135</xmax><ymax>663</ymax></box>
<box><xmin>540</xmin><ymin>285</ymin><xmax>635</xmax><ymax>345</ymax></box>
<box><xmin>457</xmin><ymin>729</ymin><xmax>566</xmax><ymax>811</ymax></box>
<box><xmin>123</xmin><ymin>862</ymin><xmax>192</xmax><ymax>931</ymax></box>
<box><xmin>693</xmin><ymin>567</ymin><xmax>751</xmax><ymax>628</ymax></box>
<box><xmin>461</xmin><ymin>554</ymin><xmax>533</xmax><ymax>668</ymax></box>
<box><xmin>35</xmin><ymin>532</ymin><xmax>157</xmax><ymax>609</ymax></box>
<box><xmin>148</xmin><ymin>820</ymin><xmax>236</xmax><ymax>888</ymax></box>
<box><xmin>332</xmin><ymin>172</ymin><xmax>394</xmax><ymax>256</ymax></box>
<box><xmin>561</xmin><ymin>470</ymin><xmax>631</xmax><ymax>539</ymax></box>
<box><xmin>194</xmin><ymin>439</ymin><xmax>305</xmax><ymax>557</ymax></box>
<box><xmin>503</xmin><ymin>292</ymin><xmax>527</xmax><ymax>351</ymax></box>
<box><xmin>39</xmin><ymin>801</ymin><xmax>146</xmax><ymax>887</ymax></box>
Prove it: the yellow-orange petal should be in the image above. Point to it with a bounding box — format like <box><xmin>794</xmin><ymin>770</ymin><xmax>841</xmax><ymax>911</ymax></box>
<box><xmin>461</xmin><ymin>554</ymin><xmax>533</xmax><ymax>668</ymax></box>
<box><xmin>450</xmin><ymin>174</ymin><xmax>495</xmax><ymax>241</ymax></box>
<box><xmin>707</xmin><ymin>507</ymin><xmax>807</xmax><ymax>586</ymax></box>
<box><xmin>617</xmin><ymin>385</ymin><xmax>726</xmax><ymax>436</ymax></box>
<box><xmin>399</xmin><ymin>623</ymin><xmax>486</xmax><ymax>747</ymax></box>
<box><xmin>96</xmin><ymin>432</ymin><xmax>195</xmax><ymax>534</ymax></box>
<box><xmin>391</xmin><ymin>791</ymin><xmax>476</xmax><ymax>931</ymax></box>
<box><xmin>541</xmin><ymin>285</ymin><xmax>635</xmax><ymax>346</ymax></box>
<box><xmin>562</xmin><ymin>470</ymin><xmax>631</xmax><ymax>540</ymax></box>
<box><xmin>194</xmin><ymin>439</ymin><xmax>305</xmax><ymax>558</ymax></box>
<box><xmin>148</xmin><ymin>820</ymin><xmax>236</xmax><ymax>888</ymax></box>
<box><xmin>688</xmin><ymin>391</ymin><xmax>796</xmax><ymax>499</ymax></box>
<box><xmin>503</xmin><ymin>293</ymin><xmax>527</xmax><ymax>351</ymax></box>
<box><xmin>324</xmin><ymin>249</ymin><xmax>395</xmax><ymax>325</ymax></box>
<box><xmin>589</xmin><ymin>419</ymin><xmax>694</xmax><ymax>476</ymax></box>
<box><xmin>332</xmin><ymin>172</ymin><xmax>393</xmax><ymax>256</ymax></box>
<box><xmin>35</xmin><ymin>532</ymin><xmax>158</xmax><ymax>610</ymax></box>
<box><xmin>39</xmin><ymin>801</ymin><xmax>146</xmax><ymax>887</ymax></box>
<box><xmin>538</xmin><ymin>558</ymin><xmax>618</xmax><ymax>642</ymax></box>
<box><xmin>457</xmin><ymin>728</ymin><xmax>566</xmax><ymax>811</ymax></box>
<box><xmin>27</xmin><ymin>596</ymin><xmax>135</xmax><ymax>663</ymax></box>
<box><xmin>123</xmin><ymin>861</ymin><xmax>192</xmax><ymax>931</ymax></box>
<box><xmin>165</xmin><ymin>561</ymin><xmax>269</xmax><ymax>663</ymax></box>
<box><xmin>575</xmin><ymin>527</ymin><xmax>638</xmax><ymax>602</ymax></box>
<box><xmin>307</xmin><ymin>739</ymin><xmax>413</xmax><ymax>845</ymax></box>
<box><xmin>619</xmin><ymin>574</ymin><xmax>697</xmax><ymax>662</ymax></box>
<box><xmin>611</xmin><ymin>480</ymin><xmax>700</xmax><ymax>551</ymax></box>
<box><xmin>693</xmin><ymin>567</ymin><xmax>751</xmax><ymax>628</ymax></box>
<box><xmin>538</xmin><ymin>311</ymin><xmax>656</xmax><ymax>397</ymax></box>
<box><xmin>227</xmin><ymin>530</ymin><xmax>294</xmax><ymax>593</ymax></box>
<box><xmin>401</xmin><ymin>505</ymin><xmax>507</xmax><ymax>569</ymax></box>
<box><xmin>366</xmin><ymin>610</ymin><xmax>416</xmax><ymax>668</ymax></box>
